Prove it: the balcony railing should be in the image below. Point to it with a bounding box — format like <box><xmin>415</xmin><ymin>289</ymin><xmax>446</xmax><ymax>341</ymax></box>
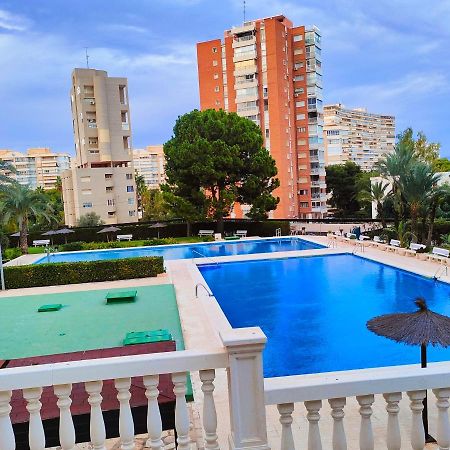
<box><xmin>122</xmin><ymin>123</ymin><xmax>130</xmax><ymax>131</ymax></box>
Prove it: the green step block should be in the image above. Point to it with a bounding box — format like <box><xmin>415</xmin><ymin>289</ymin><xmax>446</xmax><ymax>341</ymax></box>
<box><xmin>38</xmin><ymin>304</ymin><xmax>62</xmax><ymax>312</ymax></box>
<box><xmin>123</xmin><ymin>329</ymin><xmax>172</xmax><ymax>346</ymax></box>
<box><xmin>105</xmin><ymin>290</ymin><xmax>137</xmax><ymax>304</ymax></box>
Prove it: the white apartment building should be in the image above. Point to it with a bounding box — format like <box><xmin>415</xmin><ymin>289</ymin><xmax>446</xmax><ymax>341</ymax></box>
<box><xmin>324</xmin><ymin>104</ymin><xmax>395</xmax><ymax>171</ymax></box>
<box><xmin>62</xmin><ymin>69</ymin><xmax>138</xmax><ymax>227</ymax></box>
<box><xmin>0</xmin><ymin>148</ymin><xmax>71</xmax><ymax>190</ymax></box>
<box><xmin>132</xmin><ymin>146</ymin><xmax>166</xmax><ymax>189</ymax></box>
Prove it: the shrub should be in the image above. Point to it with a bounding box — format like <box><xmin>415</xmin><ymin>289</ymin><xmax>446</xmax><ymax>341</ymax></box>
<box><xmin>4</xmin><ymin>256</ymin><xmax>164</xmax><ymax>289</ymax></box>
<box><xmin>4</xmin><ymin>247</ymin><xmax>22</xmax><ymax>261</ymax></box>
<box><xmin>60</xmin><ymin>241</ymin><xmax>85</xmax><ymax>251</ymax></box>
<box><xmin>143</xmin><ymin>238</ymin><xmax>178</xmax><ymax>246</ymax></box>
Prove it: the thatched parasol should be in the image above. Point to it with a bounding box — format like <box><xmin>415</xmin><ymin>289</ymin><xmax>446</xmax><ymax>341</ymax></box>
<box><xmin>55</xmin><ymin>228</ymin><xmax>75</xmax><ymax>244</ymax></box>
<box><xmin>367</xmin><ymin>298</ymin><xmax>450</xmax><ymax>442</ymax></box>
<box><xmin>42</xmin><ymin>230</ymin><xmax>58</xmax><ymax>245</ymax></box>
<box><xmin>150</xmin><ymin>222</ymin><xmax>167</xmax><ymax>239</ymax></box>
<box><xmin>97</xmin><ymin>226</ymin><xmax>121</xmax><ymax>242</ymax></box>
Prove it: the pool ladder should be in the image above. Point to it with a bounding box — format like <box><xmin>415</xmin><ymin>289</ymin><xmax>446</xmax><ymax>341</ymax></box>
<box><xmin>433</xmin><ymin>264</ymin><xmax>448</xmax><ymax>280</ymax></box>
<box><xmin>191</xmin><ymin>249</ymin><xmax>219</xmax><ymax>265</ymax></box>
<box><xmin>195</xmin><ymin>283</ymin><xmax>214</xmax><ymax>298</ymax></box>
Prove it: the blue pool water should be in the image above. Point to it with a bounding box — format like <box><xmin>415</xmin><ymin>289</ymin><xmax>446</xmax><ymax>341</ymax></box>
<box><xmin>34</xmin><ymin>238</ymin><xmax>323</xmax><ymax>264</ymax></box>
<box><xmin>199</xmin><ymin>254</ymin><xmax>450</xmax><ymax>377</ymax></box>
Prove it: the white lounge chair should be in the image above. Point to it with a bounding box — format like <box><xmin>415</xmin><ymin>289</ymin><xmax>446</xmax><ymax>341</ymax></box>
<box><xmin>33</xmin><ymin>239</ymin><xmax>50</xmax><ymax>247</ymax></box>
<box><xmin>429</xmin><ymin>247</ymin><xmax>450</xmax><ymax>264</ymax></box>
<box><xmin>236</xmin><ymin>230</ymin><xmax>248</xmax><ymax>238</ymax></box>
<box><xmin>403</xmin><ymin>242</ymin><xmax>426</xmax><ymax>257</ymax></box>
<box><xmin>198</xmin><ymin>229</ymin><xmax>214</xmax><ymax>237</ymax></box>
<box><xmin>117</xmin><ymin>234</ymin><xmax>133</xmax><ymax>241</ymax></box>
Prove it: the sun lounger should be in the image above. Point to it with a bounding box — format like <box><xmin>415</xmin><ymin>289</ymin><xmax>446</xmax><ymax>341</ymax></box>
<box><xmin>33</xmin><ymin>239</ymin><xmax>50</xmax><ymax>247</ymax></box>
<box><xmin>117</xmin><ymin>234</ymin><xmax>133</xmax><ymax>241</ymax></box>
<box><xmin>236</xmin><ymin>230</ymin><xmax>248</xmax><ymax>238</ymax></box>
<box><xmin>198</xmin><ymin>230</ymin><xmax>214</xmax><ymax>237</ymax></box>
<box><xmin>429</xmin><ymin>247</ymin><xmax>450</xmax><ymax>264</ymax></box>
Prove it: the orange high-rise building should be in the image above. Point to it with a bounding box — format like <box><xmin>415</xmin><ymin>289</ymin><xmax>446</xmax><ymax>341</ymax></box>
<box><xmin>196</xmin><ymin>15</ymin><xmax>327</xmax><ymax>219</ymax></box>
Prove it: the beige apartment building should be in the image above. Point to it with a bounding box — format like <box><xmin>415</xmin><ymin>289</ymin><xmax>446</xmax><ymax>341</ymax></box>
<box><xmin>324</xmin><ymin>103</ymin><xmax>395</xmax><ymax>171</ymax></box>
<box><xmin>62</xmin><ymin>69</ymin><xmax>138</xmax><ymax>227</ymax></box>
<box><xmin>132</xmin><ymin>146</ymin><xmax>166</xmax><ymax>189</ymax></box>
<box><xmin>0</xmin><ymin>148</ymin><xmax>70</xmax><ymax>190</ymax></box>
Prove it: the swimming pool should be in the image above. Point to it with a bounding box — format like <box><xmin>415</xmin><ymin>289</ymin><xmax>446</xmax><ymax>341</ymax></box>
<box><xmin>199</xmin><ymin>254</ymin><xmax>450</xmax><ymax>377</ymax></box>
<box><xmin>34</xmin><ymin>238</ymin><xmax>324</xmax><ymax>264</ymax></box>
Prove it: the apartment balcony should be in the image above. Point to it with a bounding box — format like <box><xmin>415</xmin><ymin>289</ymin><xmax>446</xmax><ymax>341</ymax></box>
<box><xmin>237</xmin><ymin>107</ymin><xmax>260</xmax><ymax>117</ymax></box>
<box><xmin>231</xmin><ymin>22</ymin><xmax>256</xmax><ymax>35</ymax></box>
<box><xmin>82</xmin><ymin>97</ymin><xmax>96</xmax><ymax>106</ymax></box>
<box><xmin>232</xmin><ymin>34</ymin><xmax>256</xmax><ymax>47</ymax></box>
<box><xmin>122</xmin><ymin>123</ymin><xmax>130</xmax><ymax>131</ymax></box>
<box><xmin>233</xmin><ymin>49</ymin><xmax>257</xmax><ymax>63</ymax></box>
<box><xmin>310</xmin><ymin>167</ymin><xmax>326</xmax><ymax>176</ymax></box>
<box><xmin>311</xmin><ymin>179</ymin><xmax>326</xmax><ymax>188</ymax></box>
<box><xmin>87</xmin><ymin>122</ymin><xmax>97</xmax><ymax>129</ymax></box>
<box><xmin>233</xmin><ymin>65</ymin><xmax>258</xmax><ymax>77</ymax></box>
<box><xmin>235</xmin><ymin>94</ymin><xmax>259</xmax><ymax>103</ymax></box>
<box><xmin>234</xmin><ymin>79</ymin><xmax>258</xmax><ymax>90</ymax></box>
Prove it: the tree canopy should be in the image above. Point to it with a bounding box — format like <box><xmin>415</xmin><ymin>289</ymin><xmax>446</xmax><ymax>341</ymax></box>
<box><xmin>164</xmin><ymin>109</ymin><xmax>279</xmax><ymax>230</ymax></box>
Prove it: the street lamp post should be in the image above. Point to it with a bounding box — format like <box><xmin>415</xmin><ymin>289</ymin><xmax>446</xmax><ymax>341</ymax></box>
<box><xmin>0</xmin><ymin>240</ymin><xmax>5</xmax><ymax>290</ymax></box>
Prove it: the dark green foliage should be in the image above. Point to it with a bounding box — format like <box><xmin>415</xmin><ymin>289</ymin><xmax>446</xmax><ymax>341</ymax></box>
<box><xmin>4</xmin><ymin>247</ymin><xmax>21</xmax><ymax>261</ymax></box>
<box><xmin>59</xmin><ymin>241</ymin><xmax>85</xmax><ymax>251</ymax></box>
<box><xmin>164</xmin><ymin>109</ymin><xmax>279</xmax><ymax>230</ymax></box>
<box><xmin>4</xmin><ymin>256</ymin><xmax>164</xmax><ymax>289</ymax></box>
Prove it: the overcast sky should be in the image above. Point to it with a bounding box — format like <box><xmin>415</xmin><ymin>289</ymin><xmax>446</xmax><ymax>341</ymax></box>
<box><xmin>0</xmin><ymin>0</ymin><xmax>449</xmax><ymax>155</ymax></box>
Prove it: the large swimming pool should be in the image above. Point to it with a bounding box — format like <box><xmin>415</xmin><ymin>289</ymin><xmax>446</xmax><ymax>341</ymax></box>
<box><xmin>199</xmin><ymin>254</ymin><xmax>450</xmax><ymax>377</ymax></box>
<box><xmin>34</xmin><ymin>238</ymin><xmax>323</xmax><ymax>264</ymax></box>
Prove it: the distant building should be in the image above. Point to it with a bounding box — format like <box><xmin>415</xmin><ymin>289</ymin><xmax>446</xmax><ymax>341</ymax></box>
<box><xmin>0</xmin><ymin>148</ymin><xmax>70</xmax><ymax>190</ymax></box>
<box><xmin>132</xmin><ymin>146</ymin><xmax>166</xmax><ymax>189</ymax></box>
<box><xmin>197</xmin><ymin>15</ymin><xmax>327</xmax><ymax>219</ymax></box>
<box><xmin>62</xmin><ymin>68</ymin><xmax>138</xmax><ymax>227</ymax></box>
<box><xmin>324</xmin><ymin>104</ymin><xmax>395</xmax><ymax>171</ymax></box>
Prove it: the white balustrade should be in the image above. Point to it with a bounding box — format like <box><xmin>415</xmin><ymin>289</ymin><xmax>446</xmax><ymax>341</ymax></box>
<box><xmin>54</xmin><ymin>384</ymin><xmax>76</xmax><ymax>450</ymax></box>
<box><xmin>277</xmin><ymin>403</ymin><xmax>295</xmax><ymax>450</ymax></box>
<box><xmin>305</xmin><ymin>400</ymin><xmax>322</xmax><ymax>450</ymax></box>
<box><xmin>143</xmin><ymin>374</ymin><xmax>163</xmax><ymax>450</ymax></box>
<box><xmin>0</xmin><ymin>390</ymin><xmax>15</xmax><ymax>450</ymax></box>
<box><xmin>200</xmin><ymin>369</ymin><xmax>219</xmax><ymax>450</ymax></box>
<box><xmin>434</xmin><ymin>388</ymin><xmax>450</xmax><ymax>450</ymax></box>
<box><xmin>383</xmin><ymin>392</ymin><xmax>401</xmax><ymax>450</ymax></box>
<box><xmin>407</xmin><ymin>390</ymin><xmax>426</xmax><ymax>450</ymax></box>
<box><xmin>23</xmin><ymin>387</ymin><xmax>46</xmax><ymax>450</ymax></box>
<box><xmin>85</xmin><ymin>380</ymin><xmax>106</xmax><ymax>450</ymax></box>
<box><xmin>328</xmin><ymin>398</ymin><xmax>347</xmax><ymax>450</ymax></box>
<box><xmin>356</xmin><ymin>395</ymin><xmax>374</xmax><ymax>450</ymax></box>
<box><xmin>172</xmin><ymin>372</ymin><xmax>191</xmax><ymax>450</ymax></box>
<box><xmin>115</xmin><ymin>378</ymin><xmax>135</xmax><ymax>450</ymax></box>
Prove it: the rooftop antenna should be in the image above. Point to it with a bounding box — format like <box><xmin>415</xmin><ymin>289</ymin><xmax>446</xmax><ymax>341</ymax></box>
<box><xmin>84</xmin><ymin>47</ymin><xmax>90</xmax><ymax>69</ymax></box>
<box><xmin>243</xmin><ymin>0</ymin><xmax>246</xmax><ymax>23</ymax></box>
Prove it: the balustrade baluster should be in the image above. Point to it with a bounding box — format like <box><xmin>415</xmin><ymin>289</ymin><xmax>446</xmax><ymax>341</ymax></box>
<box><xmin>356</xmin><ymin>394</ymin><xmax>374</xmax><ymax>450</ymax></box>
<box><xmin>115</xmin><ymin>378</ymin><xmax>135</xmax><ymax>450</ymax></box>
<box><xmin>328</xmin><ymin>398</ymin><xmax>347</xmax><ymax>450</ymax></box>
<box><xmin>54</xmin><ymin>384</ymin><xmax>75</xmax><ymax>450</ymax></box>
<box><xmin>433</xmin><ymin>388</ymin><xmax>450</xmax><ymax>450</ymax></box>
<box><xmin>23</xmin><ymin>387</ymin><xmax>46</xmax><ymax>450</ymax></box>
<box><xmin>85</xmin><ymin>380</ymin><xmax>106</xmax><ymax>450</ymax></box>
<box><xmin>277</xmin><ymin>403</ymin><xmax>295</xmax><ymax>450</ymax></box>
<box><xmin>305</xmin><ymin>400</ymin><xmax>322</xmax><ymax>450</ymax></box>
<box><xmin>407</xmin><ymin>390</ymin><xmax>426</xmax><ymax>450</ymax></box>
<box><xmin>0</xmin><ymin>390</ymin><xmax>15</xmax><ymax>450</ymax></box>
<box><xmin>172</xmin><ymin>372</ymin><xmax>190</xmax><ymax>450</ymax></box>
<box><xmin>383</xmin><ymin>392</ymin><xmax>402</xmax><ymax>450</ymax></box>
<box><xmin>200</xmin><ymin>369</ymin><xmax>219</xmax><ymax>450</ymax></box>
<box><xmin>143</xmin><ymin>375</ymin><xmax>163</xmax><ymax>450</ymax></box>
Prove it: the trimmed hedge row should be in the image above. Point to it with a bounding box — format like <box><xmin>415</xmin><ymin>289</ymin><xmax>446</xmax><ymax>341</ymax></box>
<box><xmin>4</xmin><ymin>256</ymin><xmax>164</xmax><ymax>289</ymax></box>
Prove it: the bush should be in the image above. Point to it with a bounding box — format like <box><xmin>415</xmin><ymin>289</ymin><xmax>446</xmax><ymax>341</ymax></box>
<box><xmin>4</xmin><ymin>256</ymin><xmax>164</xmax><ymax>289</ymax></box>
<box><xmin>4</xmin><ymin>247</ymin><xmax>22</xmax><ymax>261</ymax></box>
<box><xmin>59</xmin><ymin>241</ymin><xmax>85</xmax><ymax>251</ymax></box>
<box><xmin>143</xmin><ymin>238</ymin><xmax>178</xmax><ymax>246</ymax></box>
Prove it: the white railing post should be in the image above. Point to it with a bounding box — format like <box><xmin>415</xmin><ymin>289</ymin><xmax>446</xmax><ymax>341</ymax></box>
<box><xmin>54</xmin><ymin>384</ymin><xmax>76</xmax><ymax>450</ymax></box>
<box><xmin>172</xmin><ymin>372</ymin><xmax>191</xmax><ymax>450</ymax></box>
<box><xmin>328</xmin><ymin>398</ymin><xmax>347</xmax><ymax>450</ymax></box>
<box><xmin>115</xmin><ymin>378</ymin><xmax>135</xmax><ymax>450</ymax></box>
<box><xmin>200</xmin><ymin>369</ymin><xmax>219</xmax><ymax>450</ymax></box>
<box><xmin>220</xmin><ymin>327</ymin><xmax>270</xmax><ymax>450</ymax></box>
<box><xmin>356</xmin><ymin>394</ymin><xmax>374</xmax><ymax>450</ymax></box>
<box><xmin>85</xmin><ymin>380</ymin><xmax>106</xmax><ymax>450</ymax></box>
<box><xmin>143</xmin><ymin>374</ymin><xmax>163</xmax><ymax>450</ymax></box>
<box><xmin>23</xmin><ymin>387</ymin><xmax>46</xmax><ymax>450</ymax></box>
<box><xmin>305</xmin><ymin>400</ymin><xmax>322</xmax><ymax>450</ymax></box>
<box><xmin>407</xmin><ymin>390</ymin><xmax>426</xmax><ymax>450</ymax></box>
<box><xmin>383</xmin><ymin>392</ymin><xmax>402</xmax><ymax>450</ymax></box>
<box><xmin>277</xmin><ymin>403</ymin><xmax>295</xmax><ymax>450</ymax></box>
<box><xmin>433</xmin><ymin>388</ymin><xmax>450</xmax><ymax>450</ymax></box>
<box><xmin>0</xmin><ymin>390</ymin><xmax>15</xmax><ymax>450</ymax></box>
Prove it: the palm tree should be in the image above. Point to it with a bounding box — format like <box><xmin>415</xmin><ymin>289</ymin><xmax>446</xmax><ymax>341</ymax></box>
<box><xmin>369</xmin><ymin>181</ymin><xmax>390</xmax><ymax>228</ymax></box>
<box><xmin>0</xmin><ymin>159</ymin><xmax>16</xmax><ymax>184</ymax></box>
<box><xmin>0</xmin><ymin>183</ymin><xmax>55</xmax><ymax>253</ymax></box>
<box><xmin>401</xmin><ymin>162</ymin><xmax>441</xmax><ymax>240</ymax></box>
<box><xmin>425</xmin><ymin>184</ymin><xmax>450</xmax><ymax>247</ymax></box>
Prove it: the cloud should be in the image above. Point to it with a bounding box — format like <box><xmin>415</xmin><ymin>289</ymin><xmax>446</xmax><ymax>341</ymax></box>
<box><xmin>0</xmin><ymin>9</ymin><xmax>30</xmax><ymax>31</ymax></box>
<box><xmin>98</xmin><ymin>23</ymin><xmax>149</xmax><ymax>34</ymax></box>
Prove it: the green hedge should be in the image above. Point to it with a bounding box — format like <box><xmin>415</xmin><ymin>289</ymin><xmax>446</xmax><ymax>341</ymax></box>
<box><xmin>4</xmin><ymin>256</ymin><xmax>164</xmax><ymax>289</ymax></box>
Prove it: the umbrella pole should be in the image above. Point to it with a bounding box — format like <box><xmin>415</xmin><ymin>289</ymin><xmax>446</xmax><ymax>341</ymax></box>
<box><xmin>421</xmin><ymin>343</ymin><xmax>435</xmax><ymax>443</ymax></box>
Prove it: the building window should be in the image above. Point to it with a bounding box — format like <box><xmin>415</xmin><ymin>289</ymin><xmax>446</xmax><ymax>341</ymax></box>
<box><xmin>82</xmin><ymin>202</ymin><xmax>92</xmax><ymax>208</ymax></box>
<box><xmin>214</xmin><ymin>86</ymin><xmax>220</xmax><ymax>92</ymax></box>
<box><xmin>298</xmin><ymin>127</ymin><xmax>306</xmax><ymax>133</ymax></box>
<box><xmin>293</xmin><ymin>35</ymin><xmax>303</xmax><ymax>42</ymax></box>
<box><xmin>128</xmin><ymin>197</ymin><xmax>135</xmax><ymax>205</ymax></box>
<box><xmin>106</xmin><ymin>186</ymin><xmax>113</xmax><ymax>192</ymax></box>
<box><xmin>81</xmin><ymin>189</ymin><xmax>92</xmax><ymax>195</ymax></box>
<box><xmin>214</xmin><ymin>73</ymin><xmax>219</xmax><ymax>79</ymax></box>
<box><xmin>105</xmin><ymin>173</ymin><xmax>113</xmax><ymax>179</ymax></box>
<box><xmin>212</xmin><ymin>60</ymin><xmax>218</xmax><ymax>66</ymax></box>
<box><xmin>296</xmin><ymin>114</ymin><xmax>306</xmax><ymax>120</ymax></box>
<box><xmin>126</xmin><ymin>173</ymin><xmax>133</xmax><ymax>180</ymax></box>
<box><xmin>107</xmin><ymin>199</ymin><xmax>115</xmax><ymax>206</ymax></box>
<box><xmin>300</xmin><ymin>202</ymin><xmax>309</xmax><ymax>208</ymax></box>
<box><xmin>299</xmin><ymin>190</ymin><xmax>308</xmax><ymax>195</ymax></box>
<box><xmin>294</xmin><ymin>75</ymin><xmax>304</xmax><ymax>82</ymax></box>
<box><xmin>212</xmin><ymin>47</ymin><xmax>217</xmax><ymax>53</ymax></box>
<box><xmin>296</xmin><ymin>101</ymin><xmax>305</xmax><ymax>108</ymax></box>
<box><xmin>126</xmin><ymin>185</ymin><xmax>134</xmax><ymax>193</ymax></box>
<box><xmin>215</xmin><ymin>100</ymin><xmax>221</xmax><ymax>106</ymax></box>
<box><xmin>128</xmin><ymin>210</ymin><xmax>136</xmax><ymax>217</ymax></box>
<box><xmin>80</xmin><ymin>176</ymin><xmax>91</xmax><ymax>183</ymax></box>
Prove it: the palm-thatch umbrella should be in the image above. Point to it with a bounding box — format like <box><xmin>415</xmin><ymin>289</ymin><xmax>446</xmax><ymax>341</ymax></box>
<box><xmin>367</xmin><ymin>298</ymin><xmax>450</xmax><ymax>442</ymax></box>
<box><xmin>42</xmin><ymin>230</ymin><xmax>58</xmax><ymax>245</ymax></box>
<box><xmin>150</xmin><ymin>222</ymin><xmax>167</xmax><ymax>239</ymax></box>
<box><xmin>97</xmin><ymin>226</ymin><xmax>121</xmax><ymax>242</ymax></box>
<box><xmin>55</xmin><ymin>228</ymin><xmax>75</xmax><ymax>244</ymax></box>
<box><xmin>10</xmin><ymin>231</ymin><xmax>25</xmax><ymax>247</ymax></box>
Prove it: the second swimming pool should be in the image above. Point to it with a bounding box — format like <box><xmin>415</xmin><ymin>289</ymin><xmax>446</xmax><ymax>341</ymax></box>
<box><xmin>199</xmin><ymin>254</ymin><xmax>450</xmax><ymax>377</ymax></box>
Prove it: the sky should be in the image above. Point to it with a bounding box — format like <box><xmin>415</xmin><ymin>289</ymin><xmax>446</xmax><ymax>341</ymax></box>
<box><xmin>0</xmin><ymin>0</ymin><xmax>449</xmax><ymax>156</ymax></box>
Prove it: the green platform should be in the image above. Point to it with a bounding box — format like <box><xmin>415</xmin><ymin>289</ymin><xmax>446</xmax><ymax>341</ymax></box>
<box><xmin>105</xmin><ymin>290</ymin><xmax>137</xmax><ymax>304</ymax></box>
<box><xmin>0</xmin><ymin>285</ymin><xmax>184</xmax><ymax>360</ymax></box>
